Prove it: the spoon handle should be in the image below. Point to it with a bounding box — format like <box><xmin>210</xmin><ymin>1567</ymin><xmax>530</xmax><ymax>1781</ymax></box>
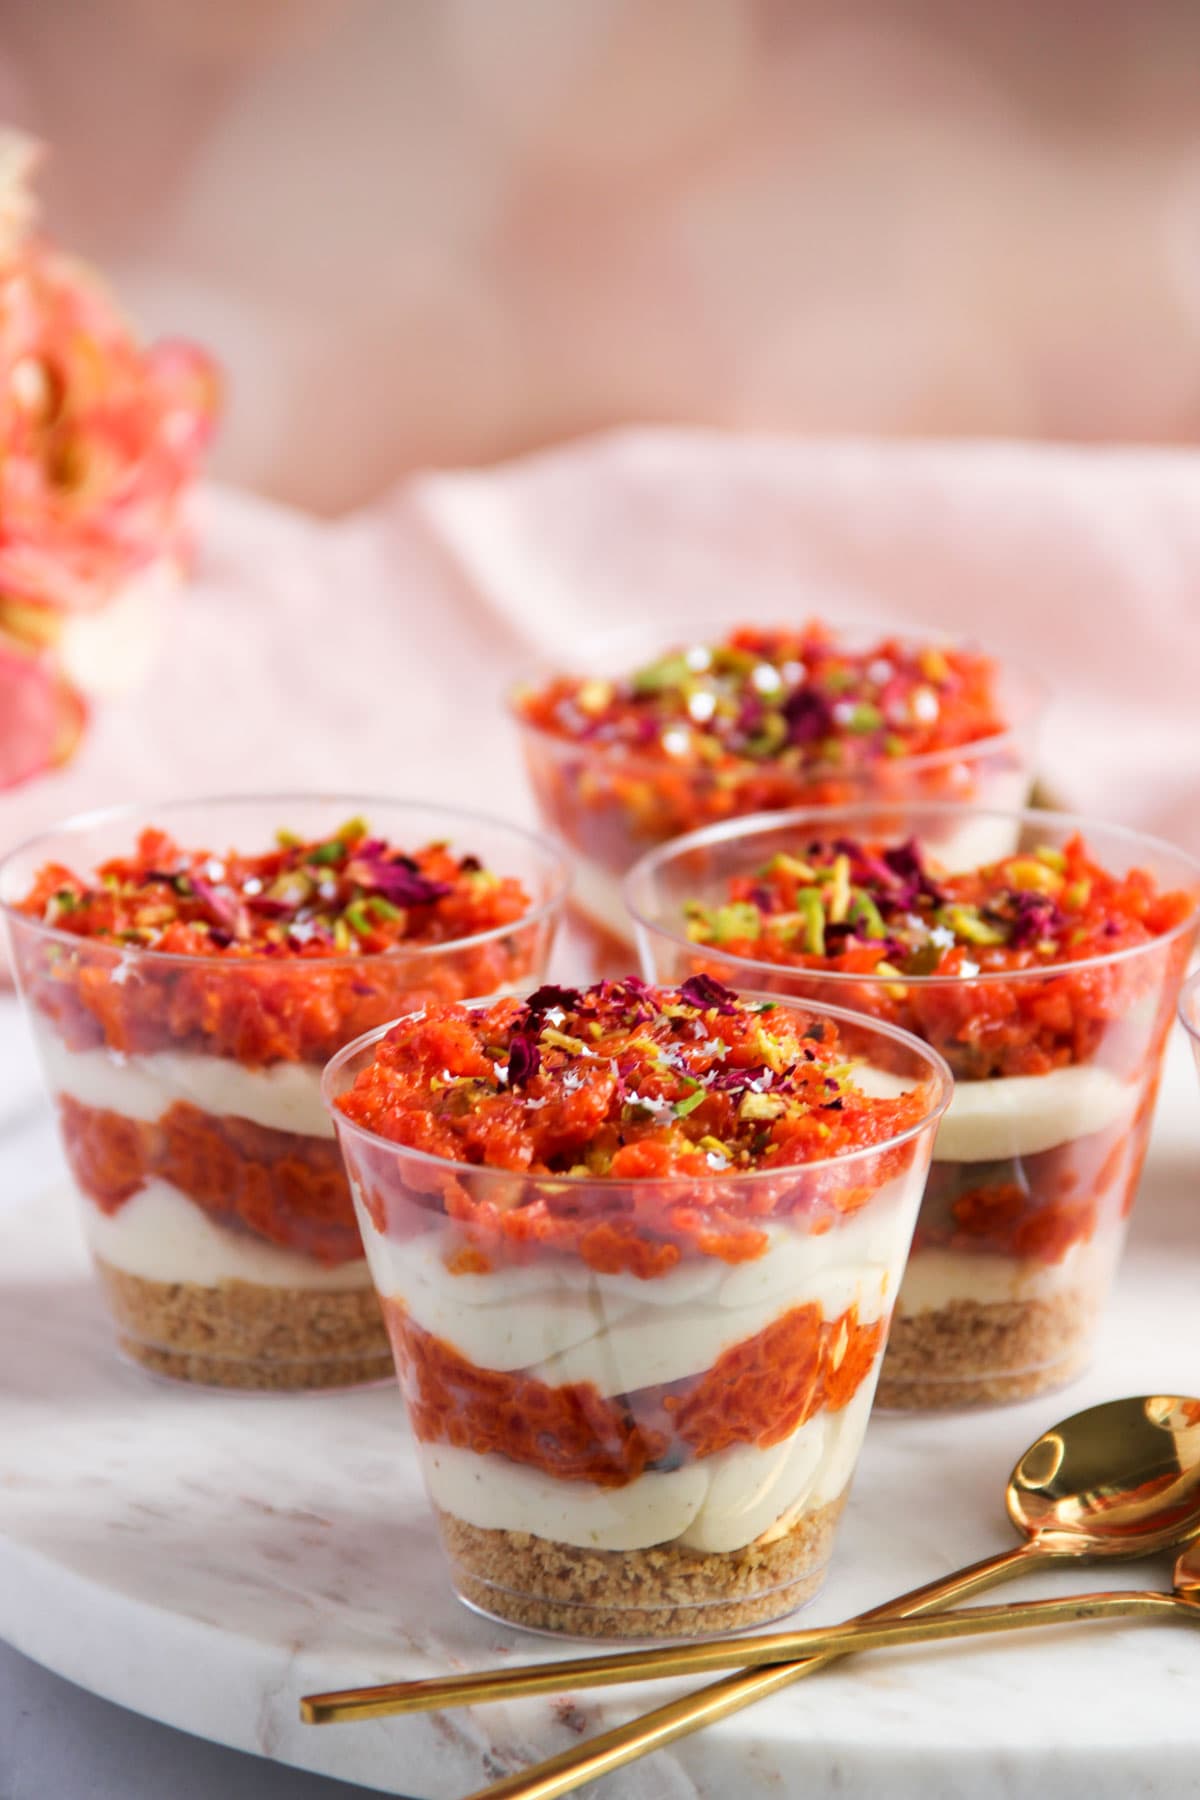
<box><xmin>458</xmin><ymin>1542</ymin><xmax>1068</xmax><ymax>1800</ymax></box>
<box><xmin>305</xmin><ymin>1545</ymin><xmax>1058</xmax><ymax>1723</ymax></box>
<box><xmin>481</xmin><ymin>1587</ymin><xmax>1181</xmax><ymax>1703</ymax></box>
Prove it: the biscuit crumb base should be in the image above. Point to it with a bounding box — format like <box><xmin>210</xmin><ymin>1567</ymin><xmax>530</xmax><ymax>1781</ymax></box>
<box><xmin>94</xmin><ymin>1256</ymin><xmax>392</xmax><ymax>1390</ymax></box>
<box><xmin>877</xmin><ymin>1287</ymin><xmax>1101</xmax><ymax>1411</ymax></box>
<box><xmin>437</xmin><ymin>1490</ymin><xmax>848</xmax><ymax>1640</ymax></box>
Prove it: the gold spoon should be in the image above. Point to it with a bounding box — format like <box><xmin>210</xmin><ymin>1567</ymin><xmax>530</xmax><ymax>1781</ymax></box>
<box><xmin>443</xmin><ymin>1393</ymin><xmax>1200</xmax><ymax>1800</ymax></box>
<box><xmin>457</xmin><ymin>1540</ymin><xmax>1200</xmax><ymax>1702</ymax></box>
<box><xmin>306</xmin><ymin>1547</ymin><xmax>1200</xmax><ymax>1723</ymax></box>
<box><xmin>302</xmin><ymin>1392</ymin><xmax>1200</xmax><ymax>1736</ymax></box>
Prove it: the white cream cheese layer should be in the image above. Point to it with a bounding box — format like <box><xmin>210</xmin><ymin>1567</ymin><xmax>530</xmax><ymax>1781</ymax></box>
<box><xmin>358</xmin><ymin>1174</ymin><xmax>918</xmax><ymax>1387</ymax></box>
<box><xmin>388</xmin><ymin>1230</ymin><xmax>724</xmax><ymax>1310</ymax></box>
<box><xmin>359</xmin><ymin>1173</ymin><xmax>915</xmax><ymax>1310</ymax></box>
<box><xmin>395</xmin><ymin>1279</ymin><xmax>645</xmax><ymax>1373</ymax></box>
<box><xmin>895</xmin><ymin>1225</ymin><xmax>1124</xmax><ymax>1315</ymax></box>
<box><xmin>34</xmin><ymin>1024</ymin><xmax>332</xmax><ymax>1138</ymax></box>
<box><xmin>528</xmin><ymin>1266</ymin><xmax>890</xmax><ymax>1397</ymax></box>
<box><xmin>808</xmin><ymin>1379</ymin><xmax>877</xmax><ymax>1512</ymax></box>
<box><xmin>525</xmin><ymin>1275</ymin><xmax>880</xmax><ymax>1396</ymax></box>
<box><xmin>933</xmin><ymin>1065</ymin><xmax>1136</xmax><ymax>1164</ymax></box>
<box><xmin>427</xmin><ymin>1442</ymin><xmax>709</xmax><ymax>1552</ymax></box>
<box><xmin>423</xmin><ymin>1409</ymin><xmax>838</xmax><ymax>1555</ymax></box>
<box><xmin>423</xmin><ymin>1377</ymin><xmax>880</xmax><ymax>1556</ymax></box>
<box><xmin>678</xmin><ymin>1417</ymin><xmax>829</xmax><ymax>1554</ymax></box>
<box><xmin>78</xmin><ymin>1178</ymin><xmax>370</xmax><ymax>1290</ymax></box>
<box><xmin>856</xmin><ymin>1058</ymin><xmax>1135</xmax><ymax>1166</ymax></box>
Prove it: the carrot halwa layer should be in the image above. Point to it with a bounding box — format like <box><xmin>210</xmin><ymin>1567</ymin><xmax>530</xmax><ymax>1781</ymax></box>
<box><xmin>519</xmin><ymin>624</ymin><xmax>1005</xmax><ymax>772</ymax></box>
<box><xmin>915</xmin><ymin>1116</ymin><xmax>1141</xmax><ymax>1264</ymax></box>
<box><xmin>341</xmin><ymin>977</ymin><xmax>928</xmax><ymax>1269</ymax></box>
<box><xmin>387</xmin><ymin>1297</ymin><xmax>884</xmax><ymax>1486</ymax></box>
<box><xmin>16</xmin><ymin>820</ymin><xmax>539</xmax><ymax>1063</ymax></box>
<box><xmin>683</xmin><ymin>834</ymin><xmax>1196</xmax><ymax>1078</ymax></box>
<box><xmin>515</xmin><ymin>624</ymin><xmax>1012</xmax><ymax>843</ymax></box>
<box><xmin>59</xmin><ymin>1096</ymin><xmax>360</xmax><ymax>1265</ymax></box>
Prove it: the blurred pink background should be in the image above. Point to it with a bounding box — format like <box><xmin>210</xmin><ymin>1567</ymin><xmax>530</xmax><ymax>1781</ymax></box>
<box><xmin>7</xmin><ymin>0</ymin><xmax>1200</xmax><ymax>515</ymax></box>
<box><xmin>3</xmin><ymin>0</ymin><xmax>1199</xmax><ymax>870</ymax></box>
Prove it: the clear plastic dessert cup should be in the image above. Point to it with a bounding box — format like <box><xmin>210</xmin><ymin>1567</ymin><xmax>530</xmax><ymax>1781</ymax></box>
<box><xmin>509</xmin><ymin>621</ymin><xmax>1046</xmax><ymax>946</ymax></box>
<box><xmin>0</xmin><ymin>797</ymin><xmax>569</xmax><ymax>1391</ymax></box>
<box><xmin>324</xmin><ymin>995</ymin><xmax>951</xmax><ymax>1641</ymax></box>
<box><xmin>627</xmin><ymin>803</ymin><xmax>1200</xmax><ymax>1411</ymax></box>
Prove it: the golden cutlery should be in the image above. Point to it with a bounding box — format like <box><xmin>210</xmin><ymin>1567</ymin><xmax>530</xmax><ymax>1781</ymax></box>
<box><xmin>302</xmin><ymin>1392</ymin><xmax>1200</xmax><ymax>1734</ymax></box>
<box><xmin>307</xmin><ymin>1551</ymin><xmax>1200</xmax><ymax>1723</ymax></box>
<box><xmin>456</xmin><ymin>1393</ymin><xmax>1200</xmax><ymax>1799</ymax></box>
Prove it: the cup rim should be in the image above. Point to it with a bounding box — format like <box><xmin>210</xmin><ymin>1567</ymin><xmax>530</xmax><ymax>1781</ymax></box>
<box><xmin>623</xmin><ymin>800</ymin><xmax>1200</xmax><ymax>990</ymax></box>
<box><xmin>505</xmin><ymin>615</ymin><xmax>1048</xmax><ymax>781</ymax></box>
<box><xmin>321</xmin><ymin>985</ymin><xmax>954</xmax><ymax>1189</ymax></box>
<box><xmin>0</xmin><ymin>792</ymin><xmax>573</xmax><ymax>970</ymax></box>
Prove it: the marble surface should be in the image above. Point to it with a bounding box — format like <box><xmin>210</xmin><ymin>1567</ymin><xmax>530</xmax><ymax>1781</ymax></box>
<box><xmin>2</xmin><ymin>995</ymin><xmax>1200</xmax><ymax>1799</ymax></box>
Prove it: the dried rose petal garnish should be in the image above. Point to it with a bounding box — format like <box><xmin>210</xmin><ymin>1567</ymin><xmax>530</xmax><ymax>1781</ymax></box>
<box><xmin>337</xmin><ymin>977</ymin><xmax>924</xmax><ymax>1182</ymax></box>
<box><xmin>681</xmin><ymin>834</ymin><xmax>1190</xmax><ymax>979</ymax></box>
<box><xmin>517</xmin><ymin>623</ymin><xmax>1006</xmax><ymax>773</ymax></box>
<box><xmin>16</xmin><ymin>818</ymin><xmax>530</xmax><ymax>958</ymax></box>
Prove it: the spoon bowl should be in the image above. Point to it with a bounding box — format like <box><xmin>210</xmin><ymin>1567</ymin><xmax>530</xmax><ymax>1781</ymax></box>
<box><xmin>1172</xmin><ymin>1539</ymin><xmax>1200</xmax><ymax>1598</ymax></box>
<box><xmin>1007</xmin><ymin>1394</ymin><xmax>1200</xmax><ymax>1556</ymax></box>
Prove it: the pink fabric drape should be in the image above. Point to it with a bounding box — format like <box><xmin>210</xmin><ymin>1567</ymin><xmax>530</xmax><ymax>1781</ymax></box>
<box><xmin>2</xmin><ymin>431</ymin><xmax>1197</xmax><ymax>872</ymax></box>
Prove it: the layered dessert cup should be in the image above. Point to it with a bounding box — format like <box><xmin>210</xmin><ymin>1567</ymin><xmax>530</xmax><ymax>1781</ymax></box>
<box><xmin>1</xmin><ymin>798</ymin><xmax>568</xmax><ymax>1389</ymax></box>
<box><xmin>326</xmin><ymin>978</ymin><xmax>950</xmax><ymax>1639</ymax></box>
<box><xmin>627</xmin><ymin>804</ymin><xmax>1199</xmax><ymax>1410</ymax></box>
<box><xmin>510</xmin><ymin>620</ymin><xmax>1044</xmax><ymax>946</ymax></box>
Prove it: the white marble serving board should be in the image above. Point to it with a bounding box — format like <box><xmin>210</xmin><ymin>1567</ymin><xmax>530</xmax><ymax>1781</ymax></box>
<box><xmin>2</xmin><ymin>1030</ymin><xmax>1200</xmax><ymax>1800</ymax></box>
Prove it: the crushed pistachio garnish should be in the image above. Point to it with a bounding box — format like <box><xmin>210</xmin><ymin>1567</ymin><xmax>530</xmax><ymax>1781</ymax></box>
<box><xmin>681</xmin><ymin>834</ymin><xmax>1169</xmax><ymax>976</ymax></box>
<box><xmin>518</xmin><ymin>622</ymin><xmax>1006</xmax><ymax>773</ymax></box>
<box><xmin>337</xmin><ymin>975</ymin><xmax>919</xmax><ymax>1181</ymax></box>
<box><xmin>20</xmin><ymin>819</ymin><xmax>529</xmax><ymax>957</ymax></box>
